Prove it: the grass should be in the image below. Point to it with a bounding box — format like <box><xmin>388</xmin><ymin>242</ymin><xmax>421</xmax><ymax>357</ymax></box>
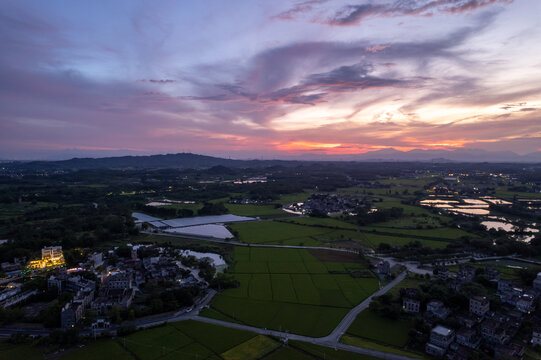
<box><xmin>0</xmin><ymin>341</ymin><xmax>44</xmax><ymax>360</ymax></box>
<box><xmin>205</xmin><ymin>247</ymin><xmax>379</xmax><ymax>337</ymax></box>
<box><xmin>230</xmin><ymin>221</ymin><xmax>332</xmax><ymax>245</ymax></box>
<box><xmin>172</xmin><ymin>320</ymin><xmax>256</xmax><ymax>353</ymax></box>
<box><xmin>57</xmin><ymin>321</ymin><xmax>259</xmax><ymax>360</ymax></box>
<box><xmin>124</xmin><ymin>325</ymin><xmax>192</xmax><ymax>360</ymax></box>
<box><xmin>290</xmin><ymin>341</ymin><xmax>380</xmax><ymax>360</ymax></box>
<box><xmin>314</xmin><ymin>229</ymin><xmax>449</xmax><ymax>249</ymax></box>
<box><xmin>525</xmin><ymin>347</ymin><xmax>541</xmax><ymax>360</ymax></box>
<box><xmin>284</xmin><ymin>216</ymin><xmax>360</xmax><ymax>229</ymax></box>
<box><xmin>231</xmin><ymin>220</ymin><xmax>450</xmax><ymax>249</ymax></box>
<box><xmin>387</xmin><ymin>276</ymin><xmax>426</xmax><ymax>297</ymax></box>
<box><xmin>221</xmin><ymin>335</ymin><xmax>280</xmax><ymax>360</ymax></box>
<box><xmin>61</xmin><ymin>340</ymin><xmax>134</xmax><ymax>360</ymax></box>
<box><xmin>225</xmin><ymin>204</ymin><xmax>285</xmax><ymax>217</ymax></box>
<box><xmin>360</xmin><ymin>225</ymin><xmax>474</xmax><ymax>239</ymax></box>
<box><xmin>341</xmin><ymin>335</ymin><xmax>424</xmax><ymax>359</ymax></box>
<box><xmin>494</xmin><ymin>186</ymin><xmax>541</xmax><ymax>200</ymax></box>
<box><xmin>277</xmin><ymin>192</ymin><xmax>311</xmax><ymax>205</ymax></box>
<box><xmin>346</xmin><ymin>310</ymin><xmax>412</xmax><ymax>347</ymax></box>
<box><xmin>262</xmin><ymin>346</ymin><xmax>314</xmax><ymax>360</ymax></box>
<box><xmin>0</xmin><ymin>201</ymin><xmax>57</xmax><ymax>221</ymax></box>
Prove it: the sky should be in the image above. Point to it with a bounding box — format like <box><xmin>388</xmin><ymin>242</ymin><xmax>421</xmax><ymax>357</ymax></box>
<box><xmin>1</xmin><ymin>0</ymin><xmax>540</xmax><ymax>160</ymax></box>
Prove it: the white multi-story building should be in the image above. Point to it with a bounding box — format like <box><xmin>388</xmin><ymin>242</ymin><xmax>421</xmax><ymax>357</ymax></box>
<box><xmin>42</xmin><ymin>246</ymin><xmax>64</xmax><ymax>261</ymax></box>
<box><xmin>470</xmin><ymin>296</ymin><xmax>489</xmax><ymax>317</ymax></box>
<box><xmin>426</xmin><ymin>326</ymin><xmax>455</xmax><ymax>357</ymax></box>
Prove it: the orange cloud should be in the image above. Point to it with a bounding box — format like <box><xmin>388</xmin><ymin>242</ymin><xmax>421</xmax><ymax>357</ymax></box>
<box><xmin>276</xmin><ymin>141</ymin><xmax>342</xmax><ymax>151</ymax></box>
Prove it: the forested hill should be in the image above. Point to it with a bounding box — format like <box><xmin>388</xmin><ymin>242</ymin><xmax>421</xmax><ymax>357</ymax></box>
<box><xmin>4</xmin><ymin>153</ymin><xmax>301</xmax><ymax>171</ymax></box>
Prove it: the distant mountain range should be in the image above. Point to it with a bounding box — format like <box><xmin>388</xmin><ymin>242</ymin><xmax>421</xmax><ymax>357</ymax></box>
<box><xmin>316</xmin><ymin>148</ymin><xmax>541</xmax><ymax>163</ymax></box>
<box><xmin>2</xmin><ymin>149</ymin><xmax>540</xmax><ymax>171</ymax></box>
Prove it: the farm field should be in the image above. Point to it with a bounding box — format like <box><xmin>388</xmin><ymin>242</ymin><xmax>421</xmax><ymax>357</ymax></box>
<box><xmin>229</xmin><ymin>221</ymin><xmax>333</xmax><ymax>246</ymax></box>
<box><xmin>221</xmin><ymin>335</ymin><xmax>279</xmax><ymax>360</ymax></box>
<box><xmin>345</xmin><ymin>309</ymin><xmax>412</xmax><ymax>348</ymax></box>
<box><xmin>358</xmin><ymin>225</ymin><xmax>474</xmax><ymax>240</ymax></box>
<box><xmin>60</xmin><ymin>320</ymin><xmax>256</xmax><ymax>360</ymax></box>
<box><xmin>289</xmin><ymin>341</ymin><xmax>380</xmax><ymax>360</ymax></box>
<box><xmin>230</xmin><ymin>220</ymin><xmax>450</xmax><ymax>249</ymax></box>
<box><xmin>203</xmin><ymin>247</ymin><xmax>379</xmax><ymax>337</ymax></box>
<box><xmin>61</xmin><ymin>340</ymin><xmax>134</xmax><ymax>360</ymax></box>
<box><xmin>284</xmin><ymin>216</ymin><xmax>360</xmax><ymax>229</ymax></box>
<box><xmin>341</xmin><ymin>336</ymin><xmax>424</xmax><ymax>359</ymax></box>
<box><xmin>0</xmin><ymin>341</ymin><xmax>43</xmax><ymax>360</ymax></box>
<box><xmin>277</xmin><ymin>192</ymin><xmax>311</xmax><ymax>205</ymax></box>
<box><xmin>284</xmin><ymin>214</ymin><xmax>473</xmax><ymax>241</ymax></box>
<box><xmin>0</xmin><ymin>321</ymin><xmax>387</xmax><ymax>360</ymax></box>
<box><xmin>494</xmin><ymin>186</ymin><xmax>541</xmax><ymax>200</ymax></box>
<box><xmin>225</xmin><ymin>204</ymin><xmax>285</xmax><ymax>217</ymax></box>
<box><xmin>0</xmin><ymin>201</ymin><xmax>57</xmax><ymax>221</ymax></box>
<box><xmin>313</xmin><ymin>229</ymin><xmax>449</xmax><ymax>249</ymax></box>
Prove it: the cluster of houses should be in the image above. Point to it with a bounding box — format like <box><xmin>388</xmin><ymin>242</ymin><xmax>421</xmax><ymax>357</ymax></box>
<box><xmin>401</xmin><ymin>264</ymin><xmax>541</xmax><ymax>359</ymax></box>
<box><xmin>284</xmin><ymin>193</ymin><xmax>364</xmax><ymax>215</ymax></box>
<box><xmin>0</xmin><ymin>247</ymin><xmax>70</xmax><ymax>308</ymax></box>
<box><xmin>0</xmin><ymin>282</ymin><xmax>38</xmax><ymax>308</ymax></box>
<box><xmin>50</xmin><ymin>272</ymin><xmax>97</xmax><ymax>328</ymax></box>
<box><xmin>0</xmin><ymin>256</ymin><xmax>27</xmax><ymax>276</ymax></box>
<box><xmin>44</xmin><ymin>245</ymin><xmax>210</xmax><ymax>328</ymax></box>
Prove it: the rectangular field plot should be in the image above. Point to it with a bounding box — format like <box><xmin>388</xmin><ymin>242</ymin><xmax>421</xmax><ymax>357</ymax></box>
<box><xmin>303</xmin><ymin>261</ymin><xmax>329</xmax><ymax>274</ymax></box>
<box><xmin>346</xmin><ymin>310</ymin><xmax>412</xmax><ymax>347</ymax></box>
<box><xmin>234</xmin><ymin>261</ymin><xmax>269</xmax><ymax>273</ymax></box>
<box><xmin>271</xmin><ymin>274</ymin><xmax>298</xmax><ymax>302</ymax></box>
<box><xmin>229</xmin><ymin>221</ymin><xmax>331</xmax><ymax>245</ymax></box>
<box><xmin>221</xmin><ymin>335</ymin><xmax>280</xmax><ymax>360</ymax></box>
<box><xmin>160</xmin><ymin>343</ymin><xmax>214</xmax><ymax>360</ymax></box>
<box><xmin>172</xmin><ymin>320</ymin><xmax>256</xmax><ymax>353</ymax></box>
<box><xmin>263</xmin><ymin>346</ymin><xmax>314</xmax><ymax>360</ymax></box>
<box><xmin>224</xmin><ymin>273</ymin><xmax>251</xmax><ymax>298</ymax></box>
<box><xmin>207</xmin><ymin>246</ymin><xmax>380</xmax><ymax>337</ymax></box>
<box><xmin>211</xmin><ymin>295</ymin><xmax>349</xmax><ymax>337</ymax></box>
<box><xmin>267</xmin><ymin>261</ymin><xmax>308</xmax><ymax>273</ymax></box>
<box><xmin>249</xmin><ymin>274</ymin><xmax>273</xmax><ymax>300</ymax></box>
<box><xmin>124</xmin><ymin>325</ymin><xmax>192</xmax><ymax>360</ymax></box>
<box><xmin>291</xmin><ymin>273</ymin><xmax>321</xmax><ymax>305</ymax></box>
<box><xmin>59</xmin><ymin>340</ymin><xmax>133</xmax><ymax>360</ymax></box>
<box><xmin>225</xmin><ymin>204</ymin><xmax>285</xmax><ymax>217</ymax></box>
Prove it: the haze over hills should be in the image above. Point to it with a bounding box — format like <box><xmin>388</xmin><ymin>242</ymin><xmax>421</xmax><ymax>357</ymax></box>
<box><xmin>2</xmin><ymin>148</ymin><xmax>541</xmax><ymax>171</ymax></box>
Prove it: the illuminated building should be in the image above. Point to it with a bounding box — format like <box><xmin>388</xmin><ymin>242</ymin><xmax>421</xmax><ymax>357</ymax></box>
<box><xmin>27</xmin><ymin>246</ymin><xmax>65</xmax><ymax>270</ymax></box>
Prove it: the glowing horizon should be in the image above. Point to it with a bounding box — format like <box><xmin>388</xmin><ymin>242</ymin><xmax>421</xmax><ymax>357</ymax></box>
<box><xmin>1</xmin><ymin>0</ymin><xmax>540</xmax><ymax>160</ymax></box>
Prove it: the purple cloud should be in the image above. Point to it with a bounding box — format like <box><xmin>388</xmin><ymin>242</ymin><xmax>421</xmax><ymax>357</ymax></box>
<box><xmin>323</xmin><ymin>0</ymin><xmax>513</xmax><ymax>26</ymax></box>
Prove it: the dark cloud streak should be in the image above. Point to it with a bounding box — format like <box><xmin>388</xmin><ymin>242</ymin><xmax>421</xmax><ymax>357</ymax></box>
<box><xmin>325</xmin><ymin>0</ymin><xmax>513</xmax><ymax>26</ymax></box>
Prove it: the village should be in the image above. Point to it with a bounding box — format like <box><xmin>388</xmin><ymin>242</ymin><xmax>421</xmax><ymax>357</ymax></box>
<box><xmin>372</xmin><ymin>259</ymin><xmax>541</xmax><ymax>359</ymax></box>
<box><xmin>0</xmin><ymin>244</ymin><xmax>223</xmax><ymax>330</ymax></box>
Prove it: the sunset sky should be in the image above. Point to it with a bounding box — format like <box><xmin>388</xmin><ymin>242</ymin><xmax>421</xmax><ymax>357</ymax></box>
<box><xmin>1</xmin><ymin>0</ymin><xmax>540</xmax><ymax>160</ymax></box>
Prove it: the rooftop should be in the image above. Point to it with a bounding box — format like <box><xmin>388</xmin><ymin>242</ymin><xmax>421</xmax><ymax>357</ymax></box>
<box><xmin>433</xmin><ymin>325</ymin><xmax>453</xmax><ymax>336</ymax></box>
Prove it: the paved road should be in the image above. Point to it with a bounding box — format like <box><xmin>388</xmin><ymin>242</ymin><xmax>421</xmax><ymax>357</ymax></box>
<box><xmin>0</xmin><ymin>274</ymin><xmax>414</xmax><ymax>359</ymax></box>
<box><xmin>1</xmin><ymin>225</ymin><xmax>416</xmax><ymax>359</ymax></box>
<box><xmin>186</xmin><ymin>272</ymin><xmax>415</xmax><ymax>360</ymax></box>
<box><xmin>192</xmin><ymin>316</ymin><xmax>417</xmax><ymax>360</ymax></box>
<box><xmin>323</xmin><ymin>272</ymin><xmax>407</xmax><ymax>343</ymax></box>
<box><xmin>377</xmin><ymin>257</ymin><xmax>433</xmax><ymax>275</ymax></box>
